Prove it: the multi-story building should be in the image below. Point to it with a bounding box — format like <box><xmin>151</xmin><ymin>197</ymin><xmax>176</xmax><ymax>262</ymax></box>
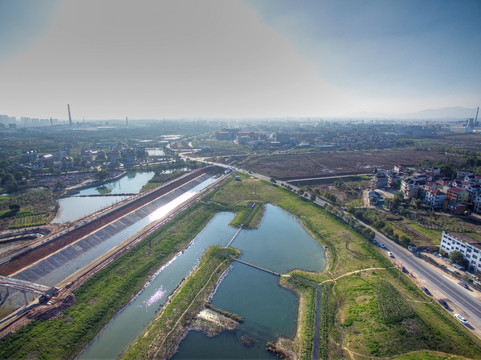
<box><xmin>445</xmin><ymin>187</ymin><xmax>469</xmax><ymax>204</ymax></box>
<box><xmin>474</xmin><ymin>195</ymin><xmax>481</xmax><ymax>215</ymax></box>
<box><xmin>40</xmin><ymin>154</ymin><xmax>54</xmax><ymax>168</ymax></box>
<box><xmin>401</xmin><ymin>177</ymin><xmax>426</xmax><ymax>198</ymax></box>
<box><xmin>61</xmin><ymin>156</ymin><xmax>73</xmax><ymax>170</ymax></box>
<box><xmin>424</xmin><ymin>189</ymin><xmax>446</xmax><ymax>209</ymax></box>
<box><xmin>372</xmin><ymin>173</ymin><xmax>389</xmax><ymax>189</ymax></box>
<box><xmin>440</xmin><ymin>232</ymin><xmax>481</xmax><ymax>272</ymax></box>
<box><xmin>22</xmin><ymin>150</ymin><xmax>38</xmax><ymax>164</ymax></box>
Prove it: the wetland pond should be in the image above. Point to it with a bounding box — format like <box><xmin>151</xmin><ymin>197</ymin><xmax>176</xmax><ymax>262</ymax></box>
<box><xmin>80</xmin><ymin>204</ymin><xmax>326</xmax><ymax>359</ymax></box>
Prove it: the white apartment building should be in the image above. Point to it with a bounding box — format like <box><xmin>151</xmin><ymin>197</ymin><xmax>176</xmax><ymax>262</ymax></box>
<box><xmin>440</xmin><ymin>232</ymin><xmax>481</xmax><ymax>272</ymax></box>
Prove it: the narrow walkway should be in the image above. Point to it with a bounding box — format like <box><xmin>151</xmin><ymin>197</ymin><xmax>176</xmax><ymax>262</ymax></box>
<box><xmin>226</xmin><ymin>202</ymin><xmax>257</xmax><ymax>248</ymax></box>
<box><xmin>74</xmin><ymin>193</ymin><xmax>137</xmax><ymax>197</ymax></box>
<box><xmin>225</xmin><ymin>255</ymin><xmax>280</xmax><ymax>277</ymax></box>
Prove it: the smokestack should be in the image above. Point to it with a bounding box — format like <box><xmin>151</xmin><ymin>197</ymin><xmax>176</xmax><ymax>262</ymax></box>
<box><xmin>67</xmin><ymin>104</ymin><xmax>72</xmax><ymax>126</ymax></box>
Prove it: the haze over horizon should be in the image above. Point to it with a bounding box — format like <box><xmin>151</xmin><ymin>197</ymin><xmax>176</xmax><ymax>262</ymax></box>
<box><xmin>1</xmin><ymin>0</ymin><xmax>480</xmax><ymax>121</ymax></box>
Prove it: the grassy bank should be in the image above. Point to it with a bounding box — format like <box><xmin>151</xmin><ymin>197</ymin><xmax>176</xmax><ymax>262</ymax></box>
<box><xmin>205</xmin><ymin>175</ymin><xmax>481</xmax><ymax>359</ymax></box>
<box><xmin>0</xmin><ymin>202</ymin><xmax>221</xmax><ymax>359</ymax></box>
<box><xmin>122</xmin><ymin>246</ymin><xmax>240</xmax><ymax>359</ymax></box>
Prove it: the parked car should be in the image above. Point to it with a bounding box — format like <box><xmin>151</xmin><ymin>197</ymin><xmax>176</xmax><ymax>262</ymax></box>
<box><xmin>379</xmin><ymin>243</ymin><xmax>386</xmax><ymax>248</ymax></box>
<box><xmin>455</xmin><ymin>314</ymin><xmax>469</xmax><ymax>325</ymax></box>
<box><xmin>458</xmin><ymin>281</ymin><xmax>469</xmax><ymax>289</ymax></box>
<box><xmin>421</xmin><ymin>287</ymin><xmax>432</xmax><ymax>296</ymax></box>
<box><xmin>438</xmin><ymin>299</ymin><xmax>449</xmax><ymax>309</ymax></box>
<box><xmin>388</xmin><ymin>251</ymin><xmax>394</xmax><ymax>258</ymax></box>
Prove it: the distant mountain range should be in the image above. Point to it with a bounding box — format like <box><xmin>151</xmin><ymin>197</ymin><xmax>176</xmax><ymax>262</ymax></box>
<box><xmin>350</xmin><ymin>106</ymin><xmax>478</xmax><ymax>120</ymax></box>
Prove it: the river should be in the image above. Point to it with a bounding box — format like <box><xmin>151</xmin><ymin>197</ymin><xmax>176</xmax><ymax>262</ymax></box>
<box><xmin>80</xmin><ymin>204</ymin><xmax>326</xmax><ymax>359</ymax></box>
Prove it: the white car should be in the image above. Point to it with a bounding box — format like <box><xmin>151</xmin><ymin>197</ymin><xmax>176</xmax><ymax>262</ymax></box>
<box><xmin>455</xmin><ymin>314</ymin><xmax>469</xmax><ymax>325</ymax></box>
<box><xmin>388</xmin><ymin>251</ymin><xmax>394</xmax><ymax>258</ymax></box>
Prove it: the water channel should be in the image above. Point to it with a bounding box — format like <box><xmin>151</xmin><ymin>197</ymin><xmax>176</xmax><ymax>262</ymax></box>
<box><xmin>15</xmin><ymin>176</ymin><xmax>217</xmax><ymax>288</ymax></box>
<box><xmin>80</xmin><ymin>204</ymin><xmax>326</xmax><ymax>359</ymax></box>
<box><xmin>52</xmin><ymin>171</ymin><xmax>155</xmax><ymax>224</ymax></box>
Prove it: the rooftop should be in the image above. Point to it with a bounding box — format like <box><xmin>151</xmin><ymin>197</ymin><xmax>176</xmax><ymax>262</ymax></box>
<box><xmin>444</xmin><ymin>231</ymin><xmax>481</xmax><ymax>250</ymax></box>
<box><xmin>448</xmin><ymin>187</ymin><xmax>466</xmax><ymax>194</ymax></box>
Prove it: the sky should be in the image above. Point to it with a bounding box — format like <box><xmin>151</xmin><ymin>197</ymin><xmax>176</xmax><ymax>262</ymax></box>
<box><xmin>0</xmin><ymin>0</ymin><xmax>480</xmax><ymax>120</ymax></box>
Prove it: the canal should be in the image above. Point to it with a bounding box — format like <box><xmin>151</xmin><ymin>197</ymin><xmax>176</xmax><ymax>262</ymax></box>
<box><xmin>14</xmin><ymin>175</ymin><xmax>217</xmax><ymax>287</ymax></box>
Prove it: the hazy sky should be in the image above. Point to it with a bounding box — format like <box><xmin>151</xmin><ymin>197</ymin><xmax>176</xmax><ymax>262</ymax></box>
<box><xmin>1</xmin><ymin>0</ymin><xmax>480</xmax><ymax>120</ymax></box>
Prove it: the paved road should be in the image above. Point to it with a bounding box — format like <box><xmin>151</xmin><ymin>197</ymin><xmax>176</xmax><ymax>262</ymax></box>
<box><xmin>371</xmin><ymin>226</ymin><xmax>481</xmax><ymax>327</ymax></box>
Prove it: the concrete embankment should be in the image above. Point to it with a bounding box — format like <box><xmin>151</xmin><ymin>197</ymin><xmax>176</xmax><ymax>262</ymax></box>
<box><xmin>0</xmin><ymin>168</ymin><xmax>216</xmax><ymax>277</ymax></box>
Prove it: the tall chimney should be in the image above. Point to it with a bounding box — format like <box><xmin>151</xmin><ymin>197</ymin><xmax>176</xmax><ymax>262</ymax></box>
<box><xmin>67</xmin><ymin>104</ymin><xmax>72</xmax><ymax>126</ymax></box>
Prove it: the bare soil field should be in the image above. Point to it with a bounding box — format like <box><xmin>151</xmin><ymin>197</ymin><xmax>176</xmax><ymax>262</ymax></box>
<box><xmin>241</xmin><ymin>150</ymin><xmax>451</xmax><ymax>179</ymax></box>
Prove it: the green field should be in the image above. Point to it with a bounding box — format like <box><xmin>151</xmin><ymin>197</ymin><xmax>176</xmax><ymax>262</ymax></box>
<box><xmin>8</xmin><ymin>214</ymin><xmax>47</xmax><ymax>228</ymax></box>
<box><xmin>1</xmin><ymin>175</ymin><xmax>480</xmax><ymax>359</ymax></box>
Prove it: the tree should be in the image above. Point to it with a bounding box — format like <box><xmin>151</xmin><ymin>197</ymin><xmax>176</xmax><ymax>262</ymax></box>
<box><xmin>391</xmin><ymin>193</ymin><xmax>403</xmax><ymax>209</ymax></box>
<box><xmin>475</xmin><ymin>166</ymin><xmax>481</xmax><ymax>177</ymax></box>
<box><xmin>439</xmin><ymin>165</ymin><xmax>456</xmax><ymax>178</ymax></box>
<box><xmin>95</xmin><ymin>169</ymin><xmax>110</xmax><ymax>182</ymax></box>
<box><xmin>9</xmin><ymin>204</ymin><xmax>20</xmax><ymax>214</ymax></box>
<box><xmin>54</xmin><ymin>181</ymin><xmax>66</xmax><ymax>192</ymax></box>
<box><xmin>362</xmin><ymin>227</ymin><xmax>374</xmax><ymax>239</ymax></box>
<box><xmin>412</xmin><ymin>199</ymin><xmax>422</xmax><ymax>209</ymax></box>
<box><xmin>310</xmin><ymin>193</ymin><xmax>316</xmax><ymax>202</ymax></box>
<box><xmin>449</xmin><ymin>250</ymin><xmax>469</xmax><ymax>269</ymax></box>
<box><xmin>399</xmin><ymin>235</ymin><xmax>411</xmax><ymax>247</ymax></box>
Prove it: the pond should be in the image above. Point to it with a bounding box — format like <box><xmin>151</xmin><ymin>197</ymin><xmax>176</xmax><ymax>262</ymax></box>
<box><xmin>52</xmin><ymin>172</ymin><xmax>154</xmax><ymax>223</ymax></box>
<box><xmin>80</xmin><ymin>204</ymin><xmax>326</xmax><ymax>359</ymax></box>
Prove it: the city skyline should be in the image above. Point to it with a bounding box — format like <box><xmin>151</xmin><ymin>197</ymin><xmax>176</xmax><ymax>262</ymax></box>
<box><xmin>0</xmin><ymin>0</ymin><xmax>480</xmax><ymax>120</ymax></box>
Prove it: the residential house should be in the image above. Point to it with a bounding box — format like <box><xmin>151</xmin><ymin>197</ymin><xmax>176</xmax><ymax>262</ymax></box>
<box><xmin>446</xmin><ymin>187</ymin><xmax>469</xmax><ymax>204</ymax></box>
<box><xmin>401</xmin><ymin>177</ymin><xmax>426</xmax><ymax>198</ymax></box>
<box><xmin>372</xmin><ymin>173</ymin><xmax>389</xmax><ymax>189</ymax></box>
<box><xmin>440</xmin><ymin>232</ymin><xmax>481</xmax><ymax>272</ymax></box>
<box><xmin>424</xmin><ymin>189</ymin><xmax>446</xmax><ymax>209</ymax></box>
<box><xmin>474</xmin><ymin>195</ymin><xmax>481</xmax><ymax>215</ymax></box>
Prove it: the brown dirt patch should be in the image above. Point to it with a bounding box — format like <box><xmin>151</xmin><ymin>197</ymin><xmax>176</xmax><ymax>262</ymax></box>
<box><xmin>241</xmin><ymin>150</ymin><xmax>451</xmax><ymax>179</ymax></box>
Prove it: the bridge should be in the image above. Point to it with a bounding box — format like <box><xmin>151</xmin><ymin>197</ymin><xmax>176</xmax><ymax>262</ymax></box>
<box><xmin>73</xmin><ymin>193</ymin><xmax>137</xmax><ymax>197</ymax></box>
<box><xmin>0</xmin><ymin>276</ymin><xmax>56</xmax><ymax>305</ymax></box>
<box><xmin>225</xmin><ymin>255</ymin><xmax>281</xmax><ymax>277</ymax></box>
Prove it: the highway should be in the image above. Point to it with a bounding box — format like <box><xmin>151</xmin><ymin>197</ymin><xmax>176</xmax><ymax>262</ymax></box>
<box><xmin>373</xmin><ymin>227</ymin><xmax>481</xmax><ymax>328</ymax></box>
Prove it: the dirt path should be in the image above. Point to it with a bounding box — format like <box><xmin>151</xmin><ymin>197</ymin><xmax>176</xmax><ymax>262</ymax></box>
<box><xmin>320</xmin><ymin>267</ymin><xmax>391</xmax><ymax>285</ymax></box>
